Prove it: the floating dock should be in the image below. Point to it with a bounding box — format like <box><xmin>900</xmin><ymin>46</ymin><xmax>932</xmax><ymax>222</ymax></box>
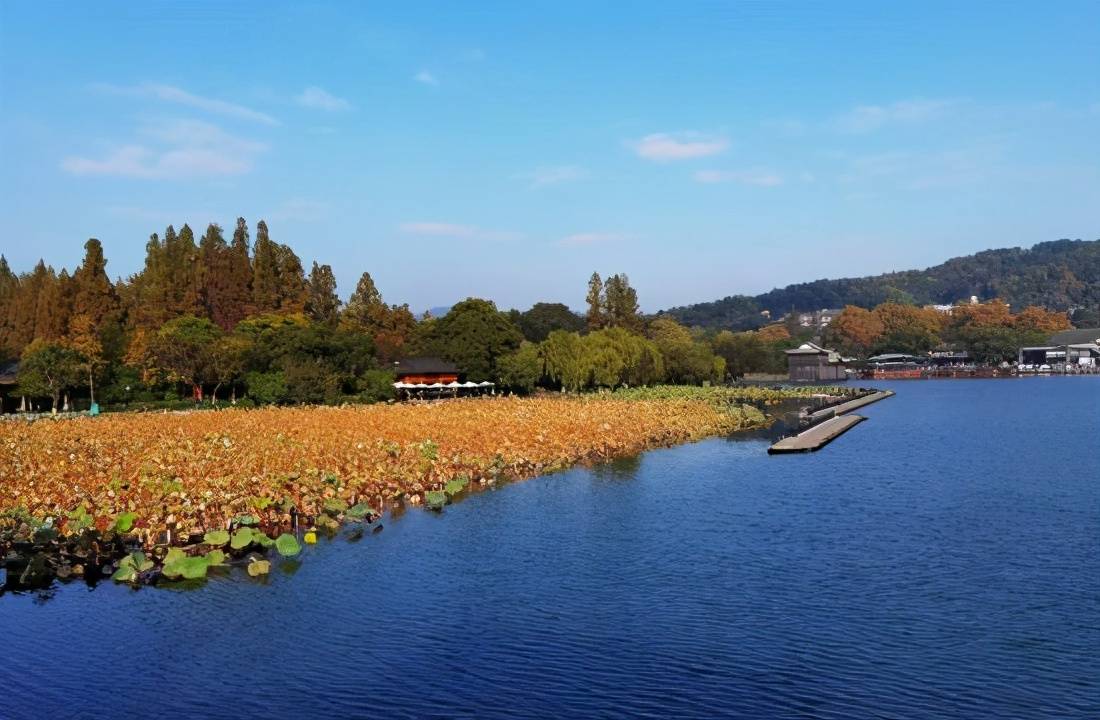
<box><xmin>768</xmin><ymin>389</ymin><xmax>894</xmax><ymax>454</ymax></box>
<box><xmin>768</xmin><ymin>414</ymin><xmax>867</xmax><ymax>454</ymax></box>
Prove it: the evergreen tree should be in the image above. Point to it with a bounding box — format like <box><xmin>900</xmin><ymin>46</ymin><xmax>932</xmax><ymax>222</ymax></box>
<box><xmin>199</xmin><ymin>223</ymin><xmax>238</xmax><ymax>330</ymax></box>
<box><xmin>343</xmin><ymin>271</ymin><xmax>385</xmax><ymax>329</ymax></box>
<box><xmin>70</xmin><ymin>238</ymin><xmax>117</xmax><ymax>329</ymax></box>
<box><xmin>604</xmin><ymin>273</ymin><xmax>641</xmax><ymax>330</ymax></box>
<box><xmin>251</xmin><ymin>220</ymin><xmax>281</xmax><ymax>313</ymax></box>
<box><xmin>9</xmin><ymin>261</ymin><xmax>51</xmax><ymax>350</ymax></box>
<box><xmin>306</xmin><ymin>262</ymin><xmax>341</xmax><ymax>324</ymax></box>
<box><xmin>274</xmin><ymin>243</ymin><xmax>309</xmax><ymax>313</ymax></box>
<box><xmin>226</xmin><ymin>218</ymin><xmax>254</xmax><ymax>323</ymax></box>
<box><xmin>34</xmin><ymin>267</ymin><xmax>70</xmax><ymax>341</ymax></box>
<box><xmin>0</xmin><ymin>256</ymin><xmax>17</xmax><ymax>357</ymax></box>
<box><xmin>585</xmin><ymin>272</ymin><xmax>604</xmax><ymax>330</ymax></box>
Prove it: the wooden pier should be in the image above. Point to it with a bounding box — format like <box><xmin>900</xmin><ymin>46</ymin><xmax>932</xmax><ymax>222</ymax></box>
<box><xmin>768</xmin><ymin>389</ymin><xmax>894</xmax><ymax>454</ymax></box>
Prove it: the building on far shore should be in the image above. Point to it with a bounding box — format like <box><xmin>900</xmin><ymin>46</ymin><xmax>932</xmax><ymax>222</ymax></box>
<box><xmin>785</xmin><ymin>342</ymin><xmax>847</xmax><ymax>382</ymax></box>
<box><xmin>1018</xmin><ymin>328</ymin><xmax>1100</xmax><ymax>370</ymax></box>
<box><xmin>392</xmin><ymin>356</ymin><xmax>495</xmax><ymax>399</ymax></box>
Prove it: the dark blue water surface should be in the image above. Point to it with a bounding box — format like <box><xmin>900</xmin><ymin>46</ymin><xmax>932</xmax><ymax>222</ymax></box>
<box><xmin>1</xmin><ymin>378</ymin><xmax>1098</xmax><ymax>719</ymax></box>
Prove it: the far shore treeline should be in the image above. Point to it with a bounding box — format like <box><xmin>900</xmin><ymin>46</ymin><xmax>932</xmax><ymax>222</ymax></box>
<box><xmin>0</xmin><ymin>219</ymin><xmax>1077</xmax><ymax>412</ymax></box>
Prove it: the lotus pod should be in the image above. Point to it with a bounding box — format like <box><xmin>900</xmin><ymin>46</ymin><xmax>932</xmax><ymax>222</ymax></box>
<box><xmin>275</xmin><ymin>533</ymin><xmax>301</xmax><ymax>557</ymax></box>
<box><xmin>247</xmin><ymin>559</ymin><xmax>271</xmax><ymax>577</ymax></box>
<box><xmin>203</xmin><ymin>530</ymin><xmax>230</xmax><ymax>547</ymax></box>
<box><xmin>230</xmin><ymin>528</ymin><xmax>254</xmax><ymax>550</ymax></box>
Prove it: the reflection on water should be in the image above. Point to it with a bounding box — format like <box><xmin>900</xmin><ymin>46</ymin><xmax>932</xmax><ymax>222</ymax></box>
<box><xmin>0</xmin><ymin>377</ymin><xmax>1097</xmax><ymax>719</ymax></box>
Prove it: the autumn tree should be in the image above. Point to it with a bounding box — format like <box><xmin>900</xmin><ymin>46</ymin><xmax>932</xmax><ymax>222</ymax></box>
<box><xmin>828</xmin><ymin>305</ymin><xmax>884</xmax><ymax>356</ymax></box>
<box><xmin>199</xmin><ymin>223</ymin><xmax>239</xmax><ymax>330</ymax></box>
<box><xmin>1013</xmin><ymin>306</ymin><xmax>1070</xmax><ymax>334</ymax></box>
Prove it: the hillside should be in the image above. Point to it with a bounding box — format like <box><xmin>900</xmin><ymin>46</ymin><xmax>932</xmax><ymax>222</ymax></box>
<box><xmin>662</xmin><ymin>239</ymin><xmax>1100</xmax><ymax>330</ymax></box>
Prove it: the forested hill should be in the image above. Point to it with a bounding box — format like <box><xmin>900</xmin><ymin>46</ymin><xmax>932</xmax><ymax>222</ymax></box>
<box><xmin>662</xmin><ymin>239</ymin><xmax>1100</xmax><ymax>330</ymax></box>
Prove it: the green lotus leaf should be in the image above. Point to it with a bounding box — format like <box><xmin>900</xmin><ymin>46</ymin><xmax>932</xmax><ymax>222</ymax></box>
<box><xmin>444</xmin><ymin>478</ymin><xmax>468</xmax><ymax>497</ymax></box>
<box><xmin>112</xmin><ymin>512</ymin><xmax>137</xmax><ymax>533</ymax></box>
<box><xmin>203</xmin><ymin>529</ymin><xmax>230</xmax><ymax>547</ymax></box>
<box><xmin>425</xmin><ymin>491</ymin><xmax>447</xmax><ymax>510</ymax></box>
<box><xmin>234</xmin><ymin>514</ymin><xmax>259</xmax><ymax>527</ymax></box>
<box><xmin>164</xmin><ymin>547</ymin><xmax>187</xmax><ymax>566</ymax></box>
<box><xmin>254</xmin><ymin>532</ymin><xmax>275</xmax><ymax>548</ymax></box>
<box><xmin>205</xmin><ymin>549</ymin><xmax>227</xmax><ymax>566</ymax></box>
<box><xmin>230</xmin><ymin>528</ymin><xmax>255</xmax><ymax>550</ymax></box>
<box><xmin>111</xmin><ymin>566</ymin><xmax>137</xmax><ymax>583</ymax></box>
<box><xmin>323</xmin><ymin>498</ymin><xmax>348</xmax><ymax>516</ymax></box>
<box><xmin>163</xmin><ymin>555</ymin><xmax>209</xmax><ymax>580</ymax></box>
<box><xmin>346</xmin><ymin>502</ymin><xmax>373</xmax><ymax>520</ymax></box>
<box><xmin>275</xmin><ymin>533</ymin><xmax>301</xmax><ymax>557</ymax></box>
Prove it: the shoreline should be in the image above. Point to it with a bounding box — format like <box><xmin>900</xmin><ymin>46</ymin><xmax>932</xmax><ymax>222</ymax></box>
<box><xmin>1</xmin><ymin>386</ymin><xmax>853</xmax><ymax>592</ymax></box>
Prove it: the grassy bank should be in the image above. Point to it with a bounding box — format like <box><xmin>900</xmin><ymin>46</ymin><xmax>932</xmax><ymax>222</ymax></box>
<box><xmin>0</xmin><ymin>385</ymin><xmax>838</xmax><ymax>588</ymax></box>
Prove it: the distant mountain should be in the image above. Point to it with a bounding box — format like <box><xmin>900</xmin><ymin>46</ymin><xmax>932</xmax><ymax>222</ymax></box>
<box><xmin>662</xmin><ymin>239</ymin><xmax>1100</xmax><ymax>330</ymax></box>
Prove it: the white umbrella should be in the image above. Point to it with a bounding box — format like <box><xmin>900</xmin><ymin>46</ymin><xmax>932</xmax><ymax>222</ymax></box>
<box><xmin>461</xmin><ymin>381</ymin><xmax>478</xmax><ymax>388</ymax></box>
<box><xmin>445</xmin><ymin>381</ymin><xmax>462</xmax><ymax>388</ymax></box>
<box><xmin>478</xmin><ymin>381</ymin><xmax>494</xmax><ymax>387</ymax></box>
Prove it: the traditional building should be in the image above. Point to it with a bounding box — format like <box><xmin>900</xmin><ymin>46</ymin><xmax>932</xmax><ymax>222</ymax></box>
<box><xmin>785</xmin><ymin>342</ymin><xmax>847</xmax><ymax>382</ymax></box>
<box><xmin>394</xmin><ymin>357</ymin><xmax>460</xmax><ymax>385</ymax></box>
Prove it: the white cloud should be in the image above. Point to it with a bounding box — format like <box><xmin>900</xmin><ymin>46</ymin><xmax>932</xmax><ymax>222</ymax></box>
<box><xmin>399</xmin><ymin>221</ymin><xmax>519</xmax><ymax>241</ymax></box>
<box><xmin>693</xmin><ymin>169</ymin><xmax>783</xmax><ymax>186</ymax></box>
<box><xmin>91</xmin><ymin>82</ymin><xmax>278</xmax><ymax>125</ymax></box>
<box><xmin>631</xmin><ymin>132</ymin><xmax>729</xmax><ymax>161</ymax></box>
<box><xmin>414</xmin><ymin>70</ymin><xmax>438</xmax><ymax>86</ymax></box>
<box><xmin>63</xmin><ymin>119</ymin><xmax>266</xmax><ymax>179</ymax></box>
<box><xmin>521</xmin><ymin>165</ymin><xmax>588</xmax><ymax>187</ymax></box>
<box><xmin>559</xmin><ymin>232</ymin><xmax>628</xmax><ymax>247</ymax></box>
<box><xmin>295</xmin><ymin>86</ymin><xmax>351</xmax><ymax>111</ymax></box>
<box><xmin>834</xmin><ymin>98</ymin><xmax>955</xmax><ymax>134</ymax></box>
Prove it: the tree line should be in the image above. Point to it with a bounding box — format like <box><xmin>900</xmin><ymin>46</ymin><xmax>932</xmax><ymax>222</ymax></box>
<box><xmin>665</xmin><ymin>238</ymin><xmax>1100</xmax><ymax>331</ymax></box>
<box><xmin>0</xmin><ymin>221</ymin><xmax>1079</xmax><ymax>412</ymax></box>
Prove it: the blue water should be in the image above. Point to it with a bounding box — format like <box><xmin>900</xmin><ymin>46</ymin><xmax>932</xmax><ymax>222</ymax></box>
<box><xmin>1</xmin><ymin>378</ymin><xmax>1098</xmax><ymax>719</ymax></box>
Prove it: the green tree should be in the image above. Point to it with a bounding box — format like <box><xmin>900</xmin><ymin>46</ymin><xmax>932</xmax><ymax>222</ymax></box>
<box><xmin>274</xmin><ymin>242</ymin><xmax>309</xmax><ymax>313</ymax></box>
<box><xmin>306</xmin><ymin>262</ymin><xmax>341</xmax><ymax>324</ymax></box>
<box><xmin>146</xmin><ymin>316</ymin><xmax>223</xmax><ymax>401</ymax></box>
<box><xmin>251</xmin><ymin>220</ymin><xmax>281</xmax><ymax>313</ymax></box>
<box><xmin>585</xmin><ymin>272</ymin><xmax>604</xmax><ymax>330</ymax></box>
<box><xmin>18</xmin><ymin>339</ymin><xmax>86</xmax><ymax>412</ymax></box>
<box><xmin>416</xmin><ymin>298</ymin><xmax>523</xmax><ymax>381</ymax></box>
<box><xmin>712</xmin><ymin>330</ymin><xmax>767</xmax><ymax>378</ymax></box>
<box><xmin>647</xmin><ymin>317</ymin><xmax>718</xmax><ymax>384</ymax></box>
<box><xmin>542</xmin><ymin>330</ymin><xmax>588</xmax><ymax>391</ymax></box>
<box><xmin>497</xmin><ymin>341</ymin><xmax>542</xmax><ymax>393</ymax></box>
<box><xmin>604</xmin><ymin>273</ymin><xmax>642</xmax><ymax>330</ymax></box>
<box><xmin>516</xmin><ymin>302</ymin><xmax>585</xmax><ymax>342</ymax></box>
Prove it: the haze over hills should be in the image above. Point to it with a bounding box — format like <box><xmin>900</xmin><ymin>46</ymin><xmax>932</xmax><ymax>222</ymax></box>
<box><xmin>662</xmin><ymin>239</ymin><xmax>1100</xmax><ymax>331</ymax></box>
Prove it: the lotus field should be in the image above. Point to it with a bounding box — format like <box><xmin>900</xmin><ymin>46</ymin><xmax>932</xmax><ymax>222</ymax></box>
<box><xmin>0</xmin><ymin>386</ymin><xmax>832</xmax><ymax>588</ymax></box>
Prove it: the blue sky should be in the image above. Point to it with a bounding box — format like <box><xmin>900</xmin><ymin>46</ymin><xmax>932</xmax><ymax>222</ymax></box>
<box><xmin>1</xmin><ymin>1</ymin><xmax>1098</xmax><ymax>312</ymax></box>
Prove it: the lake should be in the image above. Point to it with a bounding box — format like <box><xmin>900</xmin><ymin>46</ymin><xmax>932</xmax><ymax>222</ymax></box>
<box><xmin>1</xmin><ymin>377</ymin><xmax>1097</xmax><ymax>719</ymax></box>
